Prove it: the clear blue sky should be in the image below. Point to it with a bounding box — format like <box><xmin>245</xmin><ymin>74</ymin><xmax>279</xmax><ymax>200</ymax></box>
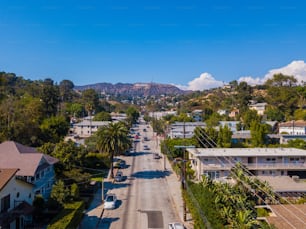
<box><xmin>1</xmin><ymin>0</ymin><xmax>306</xmax><ymax>88</ymax></box>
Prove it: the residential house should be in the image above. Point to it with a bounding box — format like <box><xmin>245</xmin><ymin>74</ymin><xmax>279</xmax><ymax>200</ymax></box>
<box><xmin>188</xmin><ymin>147</ymin><xmax>306</xmax><ymax>181</ymax></box>
<box><xmin>279</xmin><ymin>120</ymin><xmax>306</xmax><ymax>135</ymax></box>
<box><xmin>0</xmin><ymin>141</ymin><xmax>58</xmax><ymax>200</ymax></box>
<box><xmin>279</xmin><ymin>120</ymin><xmax>306</xmax><ymax>144</ymax></box>
<box><xmin>168</xmin><ymin>122</ymin><xmax>206</xmax><ymax>139</ymax></box>
<box><xmin>249</xmin><ymin>102</ymin><xmax>267</xmax><ymax>115</ymax></box>
<box><xmin>218</xmin><ymin>121</ymin><xmax>240</xmax><ymax>133</ymax></box>
<box><xmin>110</xmin><ymin>112</ymin><xmax>127</xmax><ymax>122</ymax></box>
<box><xmin>148</xmin><ymin>111</ymin><xmax>177</xmax><ymax>120</ymax></box>
<box><xmin>191</xmin><ymin>109</ymin><xmax>203</xmax><ymax>122</ymax></box>
<box><xmin>228</xmin><ymin>108</ymin><xmax>239</xmax><ymax>119</ymax></box>
<box><xmin>0</xmin><ymin>168</ymin><xmax>34</xmax><ymax>229</ymax></box>
<box><xmin>217</xmin><ymin>109</ymin><xmax>228</xmax><ymax>116</ymax></box>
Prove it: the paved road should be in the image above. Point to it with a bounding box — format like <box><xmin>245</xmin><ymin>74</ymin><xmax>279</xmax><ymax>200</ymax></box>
<box><xmin>100</xmin><ymin>120</ymin><xmax>182</xmax><ymax>229</ymax></box>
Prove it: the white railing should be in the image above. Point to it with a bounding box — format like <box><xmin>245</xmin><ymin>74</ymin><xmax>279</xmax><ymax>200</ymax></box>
<box><xmin>202</xmin><ymin>162</ymin><xmax>306</xmax><ymax>170</ymax></box>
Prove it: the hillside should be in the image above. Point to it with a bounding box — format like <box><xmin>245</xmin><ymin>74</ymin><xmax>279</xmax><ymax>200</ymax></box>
<box><xmin>74</xmin><ymin>82</ymin><xmax>188</xmax><ymax>97</ymax></box>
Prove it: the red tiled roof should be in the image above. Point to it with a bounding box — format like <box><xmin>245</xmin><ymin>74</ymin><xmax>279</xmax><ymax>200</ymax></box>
<box><xmin>0</xmin><ymin>141</ymin><xmax>58</xmax><ymax>176</ymax></box>
<box><xmin>0</xmin><ymin>168</ymin><xmax>18</xmax><ymax>191</ymax></box>
<box><xmin>279</xmin><ymin>120</ymin><xmax>306</xmax><ymax>127</ymax></box>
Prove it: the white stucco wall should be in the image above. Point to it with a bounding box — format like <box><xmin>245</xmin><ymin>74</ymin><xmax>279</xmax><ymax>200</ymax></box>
<box><xmin>0</xmin><ymin>177</ymin><xmax>33</xmax><ymax>212</ymax></box>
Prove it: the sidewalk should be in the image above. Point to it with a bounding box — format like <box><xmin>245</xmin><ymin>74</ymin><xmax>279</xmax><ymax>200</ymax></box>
<box><xmin>79</xmin><ymin>187</ymin><xmax>104</xmax><ymax>229</ymax></box>
<box><xmin>163</xmin><ymin>156</ymin><xmax>194</xmax><ymax>229</ymax></box>
<box><xmin>79</xmin><ymin>180</ymin><xmax>112</xmax><ymax>229</ymax></box>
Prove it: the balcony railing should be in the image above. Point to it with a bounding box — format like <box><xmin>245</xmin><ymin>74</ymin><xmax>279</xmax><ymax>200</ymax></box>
<box><xmin>202</xmin><ymin>162</ymin><xmax>306</xmax><ymax>170</ymax></box>
<box><xmin>16</xmin><ymin>176</ymin><xmax>34</xmax><ymax>185</ymax></box>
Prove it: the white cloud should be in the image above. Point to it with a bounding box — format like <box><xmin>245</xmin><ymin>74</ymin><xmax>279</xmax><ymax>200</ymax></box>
<box><xmin>263</xmin><ymin>60</ymin><xmax>306</xmax><ymax>84</ymax></box>
<box><xmin>176</xmin><ymin>72</ymin><xmax>224</xmax><ymax>91</ymax></box>
<box><xmin>176</xmin><ymin>60</ymin><xmax>306</xmax><ymax>91</ymax></box>
<box><xmin>238</xmin><ymin>60</ymin><xmax>306</xmax><ymax>85</ymax></box>
<box><xmin>237</xmin><ymin>76</ymin><xmax>264</xmax><ymax>86</ymax></box>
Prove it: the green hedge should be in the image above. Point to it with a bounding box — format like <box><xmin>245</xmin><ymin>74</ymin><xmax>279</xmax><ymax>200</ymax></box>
<box><xmin>47</xmin><ymin>201</ymin><xmax>84</xmax><ymax>229</ymax></box>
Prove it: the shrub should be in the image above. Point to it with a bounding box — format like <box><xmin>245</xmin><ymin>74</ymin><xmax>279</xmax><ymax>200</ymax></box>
<box><xmin>47</xmin><ymin>201</ymin><xmax>84</xmax><ymax>229</ymax></box>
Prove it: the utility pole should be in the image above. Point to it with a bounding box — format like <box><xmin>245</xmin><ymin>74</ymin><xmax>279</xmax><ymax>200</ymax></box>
<box><xmin>174</xmin><ymin>146</ymin><xmax>195</xmax><ymax>221</ymax></box>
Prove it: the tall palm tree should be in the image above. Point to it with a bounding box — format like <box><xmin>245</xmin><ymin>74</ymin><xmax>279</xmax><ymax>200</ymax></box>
<box><xmin>96</xmin><ymin>122</ymin><xmax>130</xmax><ymax>178</ymax></box>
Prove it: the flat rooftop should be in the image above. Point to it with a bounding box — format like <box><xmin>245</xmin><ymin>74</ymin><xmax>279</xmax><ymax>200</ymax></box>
<box><xmin>188</xmin><ymin>148</ymin><xmax>306</xmax><ymax>157</ymax></box>
<box><xmin>257</xmin><ymin>176</ymin><xmax>306</xmax><ymax>193</ymax></box>
<box><xmin>266</xmin><ymin>204</ymin><xmax>306</xmax><ymax>229</ymax></box>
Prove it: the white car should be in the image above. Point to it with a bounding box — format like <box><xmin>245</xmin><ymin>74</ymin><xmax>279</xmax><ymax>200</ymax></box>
<box><xmin>168</xmin><ymin>222</ymin><xmax>185</xmax><ymax>229</ymax></box>
<box><xmin>104</xmin><ymin>193</ymin><xmax>117</xmax><ymax>210</ymax></box>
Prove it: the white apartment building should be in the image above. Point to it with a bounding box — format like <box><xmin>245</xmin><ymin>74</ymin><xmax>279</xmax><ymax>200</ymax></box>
<box><xmin>188</xmin><ymin>147</ymin><xmax>306</xmax><ymax>180</ymax></box>
<box><xmin>73</xmin><ymin>120</ymin><xmax>110</xmax><ymax>138</ymax></box>
<box><xmin>168</xmin><ymin>122</ymin><xmax>206</xmax><ymax>139</ymax></box>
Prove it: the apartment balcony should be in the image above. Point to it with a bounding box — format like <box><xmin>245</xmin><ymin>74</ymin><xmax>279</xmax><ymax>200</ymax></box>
<box><xmin>16</xmin><ymin>175</ymin><xmax>34</xmax><ymax>185</ymax></box>
<box><xmin>202</xmin><ymin>162</ymin><xmax>306</xmax><ymax>171</ymax></box>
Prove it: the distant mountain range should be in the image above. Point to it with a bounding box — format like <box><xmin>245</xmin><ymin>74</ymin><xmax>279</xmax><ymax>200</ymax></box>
<box><xmin>74</xmin><ymin>82</ymin><xmax>189</xmax><ymax>97</ymax></box>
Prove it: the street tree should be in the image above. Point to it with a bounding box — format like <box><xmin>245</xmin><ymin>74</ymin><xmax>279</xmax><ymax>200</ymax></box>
<box><xmin>96</xmin><ymin>122</ymin><xmax>130</xmax><ymax>178</ymax></box>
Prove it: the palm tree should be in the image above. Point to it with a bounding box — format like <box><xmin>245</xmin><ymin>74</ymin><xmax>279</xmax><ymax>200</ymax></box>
<box><xmin>232</xmin><ymin>210</ymin><xmax>259</xmax><ymax>229</ymax></box>
<box><xmin>96</xmin><ymin>122</ymin><xmax>130</xmax><ymax>178</ymax></box>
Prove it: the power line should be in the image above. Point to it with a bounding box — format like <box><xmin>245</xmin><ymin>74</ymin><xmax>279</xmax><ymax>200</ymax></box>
<box><xmin>194</xmin><ymin>127</ymin><xmax>306</xmax><ymax>226</ymax></box>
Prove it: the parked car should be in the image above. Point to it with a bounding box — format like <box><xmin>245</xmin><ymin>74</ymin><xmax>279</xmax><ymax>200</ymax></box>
<box><xmin>114</xmin><ymin>159</ymin><xmax>126</xmax><ymax>169</ymax></box>
<box><xmin>153</xmin><ymin>153</ymin><xmax>161</xmax><ymax>159</ymax></box>
<box><xmin>115</xmin><ymin>171</ymin><xmax>123</xmax><ymax>182</ymax></box>
<box><xmin>143</xmin><ymin>145</ymin><xmax>150</xmax><ymax>150</ymax></box>
<box><xmin>104</xmin><ymin>193</ymin><xmax>117</xmax><ymax>209</ymax></box>
<box><xmin>168</xmin><ymin>222</ymin><xmax>185</xmax><ymax>229</ymax></box>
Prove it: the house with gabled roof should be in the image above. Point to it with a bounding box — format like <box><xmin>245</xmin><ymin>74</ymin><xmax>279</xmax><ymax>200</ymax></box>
<box><xmin>0</xmin><ymin>141</ymin><xmax>58</xmax><ymax>200</ymax></box>
<box><xmin>0</xmin><ymin>168</ymin><xmax>34</xmax><ymax>228</ymax></box>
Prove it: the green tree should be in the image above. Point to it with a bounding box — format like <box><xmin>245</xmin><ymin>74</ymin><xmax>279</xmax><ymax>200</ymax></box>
<box><xmin>40</xmin><ymin>116</ymin><xmax>69</xmax><ymax>143</ymax></box>
<box><xmin>294</xmin><ymin>109</ymin><xmax>306</xmax><ymax>121</ymax></box>
<box><xmin>96</xmin><ymin>122</ymin><xmax>130</xmax><ymax>178</ymax></box>
<box><xmin>242</xmin><ymin>109</ymin><xmax>261</xmax><ymax>130</ymax></box>
<box><xmin>194</xmin><ymin>127</ymin><xmax>218</xmax><ymax>148</ymax></box>
<box><xmin>235</xmin><ymin>81</ymin><xmax>252</xmax><ymax>112</ymax></box>
<box><xmin>287</xmin><ymin>139</ymin><xmax>306</xmax><ymax>149</ymax></box>
<box><xmin>66</xmin><ymin>103</ymin><xmax>83</xmax><ymax>118</ymax></box>
<box><xmin>41</xmin><ymin>78</ymin><xmax>60</xmax><ymax>117</ymax></box>
<box><xmin>217</xmin><ymin>125</ymin><xmax>232</xmax><ymax>147</ymax></box>
<box><xmin>82</xmin><ymin>89</ymin><xmax>100</xmax><ymax>113</ymax></box>
<box><xmin>205</xmin><ymin>112</ymin><xmax>221</xmax><ymax>128</ymax></box>
<box><xmin>265</xmin><ymin>106</ymin><xmax>285</xmax><ymax>122</ymax></box>
<box><xmin>51</xmin><ymin>180</ymin><xmax>69</xmax><ymax>206</ymax></box>
<box><xmin>70</xmin><ymin>183</ymin><xmax>79</xmax><ymax>200</ymax></box>
<box><xmin>250</xmin><ymin>121</ymin><xmax>268</xmax><ymax>147</ymax></box>
<box><xmin>93</xmin><ymin>111</ymin><xmax>112</xmax><ymax>121</ymax></box>
<box><xmin>59</xmin><ymin>80</ymin><xmax>74</xmax><ymax>102</ymax></box>
<box><xmin>126</xmin><ymin>106</ymin><xmax>140</xmax><ymax>125</ymax></box>
<box><xmin>151</xmin><ymin>118</ymin><xmax>165</xmax><ymax>135</ymax></box>
<box><xmin>265</xmin><ymin>74</ymin><xmax>299</xmax><ymax>119</ymax></box>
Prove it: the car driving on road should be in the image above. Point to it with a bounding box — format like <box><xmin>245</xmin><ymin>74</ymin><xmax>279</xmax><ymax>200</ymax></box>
<box><xmin>114</xmin><ymin>171</ymin><xmax>123</xmax><ymax>182</ymax></box>
<box><xmin>104</xmin><ymin>193</ymin><xmax>117</xmax><ymax>210</ymax></box>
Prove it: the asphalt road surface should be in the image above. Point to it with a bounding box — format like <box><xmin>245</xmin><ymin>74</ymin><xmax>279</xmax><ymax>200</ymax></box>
<box><xmin>100</xmin><ymin>120</ymin><xmax>180</xmax><ymax>229</ymax></box>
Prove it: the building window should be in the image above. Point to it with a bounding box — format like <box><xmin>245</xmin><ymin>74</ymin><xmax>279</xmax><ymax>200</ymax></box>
<box><xmin>29</xmin><ymin>193</ymin><xmax>32</xmax><ymax>199</ymax></box>
<box><xmin>1</xmin><ymin>194</ymin><xmax>10</xmax><ymax>213</ymax></box>
<box><xmin>16</xmin><ymin>192</ymin><xmax>20</xmax><ymax>198</ymax></box>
